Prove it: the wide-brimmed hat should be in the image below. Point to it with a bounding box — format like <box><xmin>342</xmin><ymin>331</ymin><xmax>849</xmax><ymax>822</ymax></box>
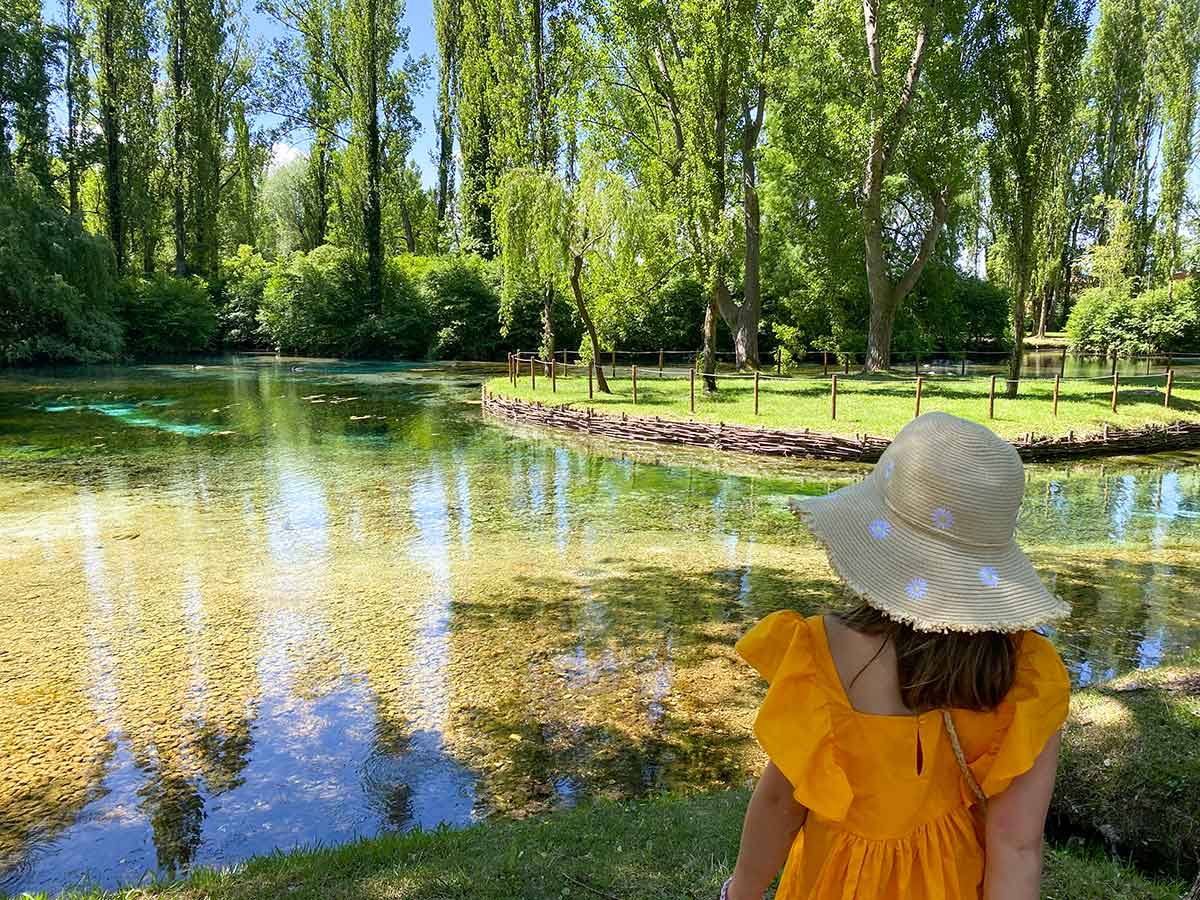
<box><xmin>791</xmin><ymin>412</ymin><xmax>1070</xmax><ymax>633</ymax></box>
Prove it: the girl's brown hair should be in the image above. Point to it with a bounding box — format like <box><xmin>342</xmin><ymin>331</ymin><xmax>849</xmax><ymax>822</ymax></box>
<box><xmin>838</xmin><ymin>603</ymin><xmax>1020</xmax><ymax>712</ymax></box>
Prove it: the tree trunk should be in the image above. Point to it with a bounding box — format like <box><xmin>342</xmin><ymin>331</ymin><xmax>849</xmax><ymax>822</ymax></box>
<box><xmin>737</xmin><ymin>92</ymin><xmax>765</xmax><ymax>371</ymax></box>
<box><xmin>702</xmin><ymin>290</ymin><xmax>720</xmax><ymax>393</ymax></box>
<box><xmin>541</xmin><ymin>285</ymin><xmax>555</xmax><ymax>372</ymax></box>
<box><xmin>1008</xmin><ymin>267</ymin><xmax>1030</xmax><ymax>398</ymax></box>
<box><xmin>364</xmin><ymin>8</ymin><xmax>383</xmax><ymax>312</ymax></box>
<box><xmin>865</xmin><ymin>292</ymin><xmax>897</xmax><ymax>372</ymax></box>
<box><xmin>400</xmin><ymin>195</ymin><xmax>416</xmax><ymax>253</ymax></box>
<box><xmin>1037</xmin><ymin>284</ymin><xmax>1049</xmax><ymax>338</ymax></box>
<box><xmin>171</xmin><ymin>0</ymin><xmax>188</xmax><ymax>277</ymax></box>
<box><xmin>570</xmin><ymin>253</ymin><xmax>610</xmax><ymax>393</ymax></box>
<box><xmin>100</xmin><ymin>2</ymin><xmax>125</xmax><ymax>275</ymax></box>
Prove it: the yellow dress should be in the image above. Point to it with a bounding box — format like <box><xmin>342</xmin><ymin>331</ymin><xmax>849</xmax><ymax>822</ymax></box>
<box><xmin>736</xmin><ymin>612</ymin><xmax>1070</xmax><ymax>900</ymax></box>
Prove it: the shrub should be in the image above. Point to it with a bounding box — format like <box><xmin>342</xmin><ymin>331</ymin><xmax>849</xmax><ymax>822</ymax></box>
<box><xmin>259</xmin><ymin>247</ymin><xmax>432</xmax><ymax>358</ymax></box>
<box><xmin>1066</xmin><ymin>280</ymin><xmax>1199</xmax><ymax>355</ymax></box>
<box><xmin>396</xmin><ymin>254</ymin><xmax>502</xmax><ymax>360</ymax></box>
<box><xmin>118</xmin><ymin>274</ymin><xmax>217</xmax><ymax>357</ymax></box>
<box><xmin>0</xmin><ymin>173</ymin><xmax>123</xmax><ymax>363</ymax></box>
<box><xmin>216</xmin><ymin>246</ymin><xmax>273</xmax><ymax>348</ymax></box>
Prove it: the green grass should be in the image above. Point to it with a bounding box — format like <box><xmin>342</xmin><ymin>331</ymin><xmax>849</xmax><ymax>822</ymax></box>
<box><xmin>1057</xmin><ymin>652</ymin><xmax>1200</xmax><ymax>878</ymax></box>
<box><xmin>489</xmin><ymin>370</ymin><xmax>1200</xmax><ymax>440</ymax></box>
<box><xmin>21</xmin><ymin>790</ymin><xmax>1186</xmax><ymax>900</ymax></box>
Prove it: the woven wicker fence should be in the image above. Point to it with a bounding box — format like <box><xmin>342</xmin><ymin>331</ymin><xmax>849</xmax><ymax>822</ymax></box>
<box><xmin>482</xmin><ymin>387</ymin><xmax>1200</xmax><ymax>463</ymax></box>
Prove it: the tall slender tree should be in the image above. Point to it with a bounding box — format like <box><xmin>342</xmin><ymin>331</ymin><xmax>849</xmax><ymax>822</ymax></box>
<box><xmin>985</xmin><ymin>0</ymin><xmax>1088</xmax><ymax>396</ymax></box>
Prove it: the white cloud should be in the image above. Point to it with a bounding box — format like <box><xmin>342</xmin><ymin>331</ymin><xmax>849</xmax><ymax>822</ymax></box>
<box><xmin>268</xmin><ymin>142</ymin><xmax>304</xmax><ymax>174</ymax></box>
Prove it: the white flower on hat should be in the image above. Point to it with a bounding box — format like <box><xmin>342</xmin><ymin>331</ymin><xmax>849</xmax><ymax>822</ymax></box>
<box><xmin>868</xmin><ymin>518</ymin><xmax>892</xmax><ymax>540</ymax></box>
<box><xmin>979</xmin><ymin>566</ymin><xmax>1001</xmax><ymax>587</ymax></box>
<box><xmin>931</xmin><ymin>507</ymin><xmax>954</xmax><ymax>530</ymax></box>
<box><xmin>906</xmin><ymin>578</ymin><xmax>929</xmax><ymax>601</ymax></box>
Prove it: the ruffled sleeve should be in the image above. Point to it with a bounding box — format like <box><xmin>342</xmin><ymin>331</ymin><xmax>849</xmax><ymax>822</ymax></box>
<box><xmin>969</xmin><ymin>631</ymin><xmax>1070</xmax><ymax>798</ymax></box>
<box><xmin>736</xmin><ymin>612</ymin><xmax>853</xmax><ymax>822</ymax></box>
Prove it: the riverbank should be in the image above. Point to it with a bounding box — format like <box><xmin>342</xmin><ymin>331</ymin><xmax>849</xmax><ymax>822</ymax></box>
<box><xmin>20</xmin><ymin>789</ymin><xmax>1186</xmax><ymax>900</ymax></box>
<box><xmin>483</xmin><ymin>380</ymin><xmax>1200</xmax><ymax>462</ymax></box>
<box><xmin>486</xmin><ymin>372</ymin><xmax>1200</xmax><ymax>442</ymax></box>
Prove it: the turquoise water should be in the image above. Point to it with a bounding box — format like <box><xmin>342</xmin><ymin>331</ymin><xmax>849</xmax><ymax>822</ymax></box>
<box><xmin>0</xmin><ymin>358</ymin><xmax>1197</xmax><ymax>895</ymax></box>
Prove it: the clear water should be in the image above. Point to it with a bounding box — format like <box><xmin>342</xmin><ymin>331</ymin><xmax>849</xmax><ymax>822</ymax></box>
<box><xmin>1</xmin><ymin>358</ymin><xmax>1198</xmax><ymax>895</ymax></box>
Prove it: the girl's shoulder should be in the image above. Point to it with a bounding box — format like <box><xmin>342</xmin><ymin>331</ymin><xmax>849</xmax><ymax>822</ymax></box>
<box><xmin>735</xmin><ymin>610</ymin><xmax>823</xmax><ymax>685</ymax></box>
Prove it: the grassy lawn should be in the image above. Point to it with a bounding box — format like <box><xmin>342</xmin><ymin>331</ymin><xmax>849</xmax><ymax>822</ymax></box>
<box><xmin>27</xmin><ymin>789</ymin><xmax>1186</xmax><ymax>900</ymax></box>
<box><xmin>1057</xmin><ymin>651</ymin><xmax>1200</xmax><ymax>878</ymax></box>
<box><xmin>488</xmin><ymin>370</ymin><xmax>1200</xmax><ymax>440</ymax></box>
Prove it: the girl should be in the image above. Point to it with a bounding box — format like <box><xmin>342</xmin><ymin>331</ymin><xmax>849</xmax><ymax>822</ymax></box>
<box><xmin>724</xmin><ymin>412</ymin><xmax>1071</xmax><ymax>900</ymax></box>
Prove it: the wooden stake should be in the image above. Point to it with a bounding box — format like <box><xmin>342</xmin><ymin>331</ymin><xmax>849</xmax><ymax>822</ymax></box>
<box><xmin>914</xmin><ymin>376</ymin><xmax>923</xmax><ymax>418</ymax></box>
<box><xmin>551</xmin><ymin>359</ymin><xmax>557</xmax><ymax>393</ymax></box>
<box><xmin>1165</xmin><ymin>368</ymin><xmax>1174</xmax><ymax>408</ymax></box>
<box><xmin>659</xmin><ymin>349</ymin><xmax>664</xmax><ymax>373</ymax></box>
<box><xmin>844</xmin><ymin>354</ymin><xmax>850</xmax><ymax>375</ymax></box>
<box><xmin>588</xmin><ymin>362</ymin><xmax>594</xmax><ymax>400</ymax></box>
<box><xmin>776</xmin><ymin>351</ymin><xmax>781</xmax><ymax>374</ymax></box>
<box><xmin>823</xmin><ymin>351</ymin><xmax>829</xmax><ymax>376</ymax></box>
<box><xmin>1052</xmin><ymin>373</ymin><xmax>1061</xmax><ymax>417</ymax></box>
<box><xmin>831</xmin><ymin>373</ymin><xmax>839</xmax><ymax>421</ymax></box>
<box><xmin>611</xmin><ymin>348</ymin><xmax>616</xmax><ymax>377</ymax></box>
<box><xmin>531</xmin><ymin>358</ymin><xmax>536</xmax><ymax>390</ymax></box>
<box><xmin>754</xmin><ymin>371</ymin><xmax>760</xmax><ymax>415</ymax></box>
<box><xmin>1111</xmin><ymin>372</ymin><xmax>1119</xmax><ymax>412</ymax></box>
<box><xmin>632</xmin><ymin>365</ymin><xmax>638</xmax><ymax>404</ymax></box>
<box><xmin>689</xmin><ymin>367</ymin><xmax>696</xmax><ymax>413</ymax></box>
<box><xmin>988</xmin><ymin>374</ymin><xmax>997</xmax><ymax>419</ymax></box>
<box><xmin>960</xmin><ymin>354</ymin><xmax>966</xmax><ymax>376</ymax></box>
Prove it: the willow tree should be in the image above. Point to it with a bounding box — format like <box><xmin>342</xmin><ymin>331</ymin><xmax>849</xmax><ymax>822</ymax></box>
<box><xmin>497</xmin><ymin>166</ymin><xmax>651</xmax><ymax>393</ymax></box>
<box><xmin>984</xmin><ymin>0</ymin><xmax>1088</xmax><ymax>396</ymax></box>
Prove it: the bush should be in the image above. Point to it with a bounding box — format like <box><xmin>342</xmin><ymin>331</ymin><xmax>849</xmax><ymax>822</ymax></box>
<box><xmin>1066</xmin><ymin>280</ymin><xmax>1199</xmax><ymax>355</ymax></box>
<box><xmin>259</xmin><ymin>247</ymin><xmax>432</xmax><ymax>358</ymax></box>
<box><xmin>0</xmin><ymin>173</ymin><xmax>123</xmax><ymax>363</ymax></box>
<box><xmin>216</xmin><ymin>246</ymin><xmax>273</xmax><ymax>348</ymax></box>
<box><xmin>118</xmin><ymin>274</ymin><xmax>217</xmax><ymax>357</ymax></box>
<box><xmin>396</xmin><ymin>254</ymin><xmax>503</xmax><ymax>360</ymax></box>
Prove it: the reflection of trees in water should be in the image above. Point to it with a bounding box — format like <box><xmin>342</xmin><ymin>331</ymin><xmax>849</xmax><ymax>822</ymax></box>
<box><xmin>136</xmin><ymin>768</ymin><xmax>205</xmax><ymax>877</ymax></box>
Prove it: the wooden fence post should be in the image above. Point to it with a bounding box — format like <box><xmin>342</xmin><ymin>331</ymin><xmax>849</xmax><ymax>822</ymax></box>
<box><xmin>914</xmin><ymin>353</ymin><xmax>919</xmax><ymax>376</ymax></box>
<box><xmin>988</xmin><ymin>374</ymin><xmax>997</xmax><ymax>419</ymax></box>
<box><xmin>1165</xmin><ymin>368</ymin><xmax>1174</xmax><ymax>409</ymax></box>
<box><xmin>915</xmin><ymin>376</ymin><xmax>923</xmax><ymax>418</ymax></box>
<box><xmin>588</xmin><ymin>362</ymin><xmax>594</xmax><ymax>400</ymax></box>
<box><xmin>754</xmin><ymin>371</ymin><xmax>760</xmax><ymax>415</ymax></box>
<box><xmin>659</xmin><ymin>349</ymin><xmax>664</xmax><ymax>373</ymax></box>
<box><xmin>611</xmin><ymin>348</ymin><xmax>616</xmax><ymax>377</ymax></box>
<box><xmin>551</xmin><ymin>359</ymin><xmax>557</xmax><ymax>393</ymax></box>
<box><xmin>823</xmin><ymin>350</ymin><xmax>829</xmax><ymax>376</ymax></box>
<box><xmin>844</xmin><ymin>354</ymin><xmax>850</xmax><ymax>375</ymax></box>
<box><xmin>689</xmin><ymin>367</ymin><xmax>696</xmax><ymax>413</ymax></box>
<box><xmin>1111</xmin><ymin>372</ymin><xmax>1119</xmax><ymax>412</ymax></box>
<box><xmin>1052</xmin><ymin>374</ymin><xmax>1061</xmax><ymax>417</ymax></box>
<box><xmin>960</xmin><ymin>354</ymin><xmax>966</xmax><ymax>376</ymax></box>
<box><xmin>776</xmin><ymin>351</ymin><xmax>781</xmax><ymax>375</ymax></box>
<box><xmin>831</xmin><ymin>373</ymin><xmax>839</xmax><ymax>421</ymax></box>
<box><xmin>632</xmin><ymin>365</ymin><xmax>638</xmax><ymax>404</ymax></box>
<box><xmin>531</xmin><ymin>358</ymin><xmax>536</xmax><ymax>390</ymax></box>
<box><xmin>1111</xmin><ymin>354</ymin><xmax>1118</xmax><ymax>377</ymax></box>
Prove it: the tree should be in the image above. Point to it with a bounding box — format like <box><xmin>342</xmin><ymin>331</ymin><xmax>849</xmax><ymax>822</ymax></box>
<box><xmin>1150</xmin><ymin>0</ymin><xmax>1200</xmax><ymax>289</ymax></box>
<box><xmin>984</xmin><ymin>0</ymin><xmax>1088</xmax><ymax>396</ymax></box>
<box><xmin>432</xmin><ymin>0</ymin><xmax>461</xmax><ymax>250</ymax></box>
<box><xmin>56</xmin><ymin>0</ymin><xmax>95</xmax><ymax>219</ymax></box>
<box><xmin>338</xmin><ymin>0</ymin><xmax>422</xmax><ymax>310</ymax></box>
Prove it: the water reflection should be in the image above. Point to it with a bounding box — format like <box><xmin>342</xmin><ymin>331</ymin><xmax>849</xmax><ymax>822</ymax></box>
<box><xmin>0</xmin><ymin>360</ymin><xmax>1199</xmax><ymax>893</ymax></box>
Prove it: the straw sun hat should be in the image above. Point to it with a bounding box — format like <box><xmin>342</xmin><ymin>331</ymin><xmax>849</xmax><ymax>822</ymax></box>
<box><xmin>791</xmin><ymin>412</ymin><xmax>1071</xmax><ymax>633</ymax></box>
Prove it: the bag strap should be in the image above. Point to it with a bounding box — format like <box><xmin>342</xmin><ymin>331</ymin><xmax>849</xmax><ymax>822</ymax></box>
<box><xmin>942</xmin><ymin>709</ymin><xmax>988</xmax><ymax>815</ymax></box>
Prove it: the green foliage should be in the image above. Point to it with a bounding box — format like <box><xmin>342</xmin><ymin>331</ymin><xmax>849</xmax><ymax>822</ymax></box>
<box><xmin>0</xmin><ymin>173</ymin><xmax>123</xmax><ymax>363</ymax></box>
<box><xmin>117</xmin><ymin>273</ymin><xmax>216</xmax><ymax>357</ymax></box>
<box><xmin>216</xmin><ymin>245</ymin><xmax>272</xmax><ymax>347</ymax></box>
<box><xmin>395</xmin><ymin>254</ymin><xmax>500</xmax><ymax>360</ymax></box>
<box><xmin>1066</xmin><ymin>280</ymin><xmax>1199</xmax><ymax>355</ymax></box>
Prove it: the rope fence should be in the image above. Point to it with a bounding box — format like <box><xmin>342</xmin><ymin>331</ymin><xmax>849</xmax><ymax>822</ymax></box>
<box><xmin>505</xmin><ymin>351</ymin><xmax>1192</xmax><ymax>425</ymax></box>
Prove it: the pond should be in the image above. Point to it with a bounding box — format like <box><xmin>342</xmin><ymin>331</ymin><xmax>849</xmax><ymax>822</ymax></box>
<box><xmin>1</xmin><ymin>358</ymin><xmax>1198</xmax><ymax>895</ymax></box>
